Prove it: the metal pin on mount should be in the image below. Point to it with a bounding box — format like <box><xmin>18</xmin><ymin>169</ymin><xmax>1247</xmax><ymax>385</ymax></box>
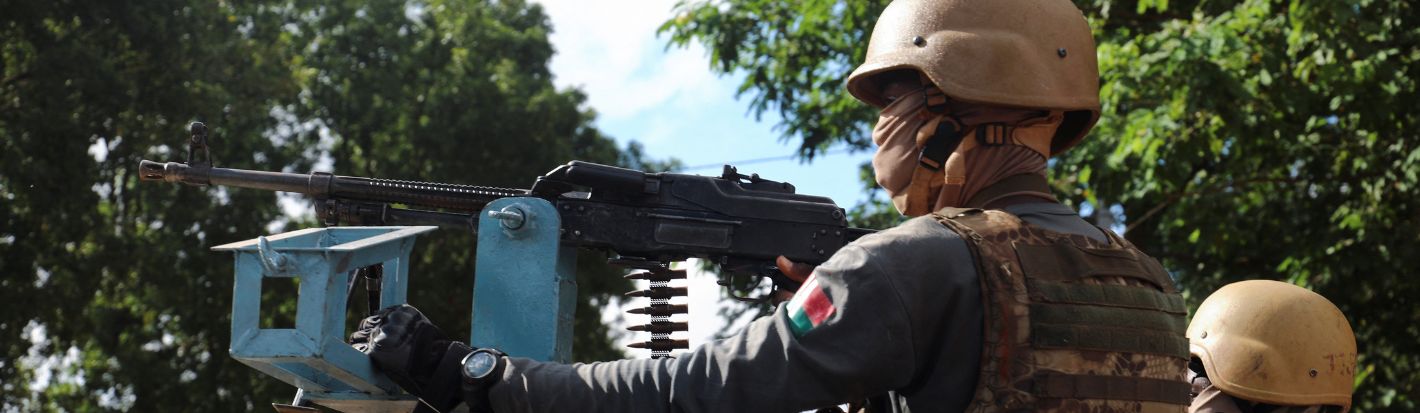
<box><xmin>488</xmin><ymin>207</ymin><xmax>525</xmax><ymax>229</ymax></box>
<box><xmin>256</xmin><ymin>236</ymin><xmax>290</xmax><ymax>275</ymax></box>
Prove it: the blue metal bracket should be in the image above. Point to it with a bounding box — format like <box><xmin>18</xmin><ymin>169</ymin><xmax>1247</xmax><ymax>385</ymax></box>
<box><xmin>471</xmin><ymin>197</ymin><xmax>578</xmax><ymax>363</ymax></box>
<box><xmin>212</xmin><ymin>197</ymin><xmax>579</xmax><ymax>411</ymax></box>
<box><xmin>213</xmin><ymin>226</ymin><xmax>436</xmax><ymax>412</ymax></box>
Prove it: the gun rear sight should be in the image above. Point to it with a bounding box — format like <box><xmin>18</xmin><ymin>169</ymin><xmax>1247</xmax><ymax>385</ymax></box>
<box><xmin>721</xmin><ymin>165</ymin><xmax>795</xmax><ymax>194</ymax></box>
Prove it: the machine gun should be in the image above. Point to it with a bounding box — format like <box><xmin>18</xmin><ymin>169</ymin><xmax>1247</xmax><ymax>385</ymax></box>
<box><xmin>140</xmin><ymin>122</ymin><xmax>874</xmax><ymax>360</ymax></box>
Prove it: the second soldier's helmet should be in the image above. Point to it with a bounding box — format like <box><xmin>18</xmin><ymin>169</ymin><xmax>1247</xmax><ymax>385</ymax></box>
<box><xmin>845</xmin><ymin>0</ymin><xmax>1101</xmax><ymax>155</ymax></box>
<box><xmin>1188</xmin><ymin>280</ymin><xmax>1357</xmax><ymax>410</ymax></box>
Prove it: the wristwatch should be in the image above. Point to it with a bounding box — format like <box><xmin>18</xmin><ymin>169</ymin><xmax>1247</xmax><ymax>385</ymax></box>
<box><xmin>460</xmin><ymin>348</ymin><xmax>506</xmax><ymax>385</ymax></box>
<box><xmin>460</xmin><ymin>348</ymin><xmax>505</xmax><ymax>413</ymax></box>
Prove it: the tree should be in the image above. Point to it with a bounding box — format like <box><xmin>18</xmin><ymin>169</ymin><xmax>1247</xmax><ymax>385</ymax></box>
<box><xmin>1</xmin><ymin>0</ymin><xmax>663</xmax><ymax>410</ymax></box>
<box><xmin>1</xmin><ymin>1</ymin><xmax>309</xmax><ymax>410</ymax></box>
<box><xmin>662</xmin><ymin>0</ymin><xmax>1419</xmax><ymax>410</ymax></box>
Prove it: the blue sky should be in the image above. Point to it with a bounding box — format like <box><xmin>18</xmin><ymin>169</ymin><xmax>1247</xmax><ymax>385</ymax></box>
<box><xmin>531</xmin><ymin>0</ymin><xmax>878</xmax><ymax>352</ymax></box>
<box><xmin>534</xmin><ymin>0</ymin><xmax>875</xmax><ymax>208</ymax></box>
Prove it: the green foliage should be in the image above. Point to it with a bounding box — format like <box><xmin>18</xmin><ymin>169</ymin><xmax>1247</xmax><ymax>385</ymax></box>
<box><xmin>1</xmin><ymin>0</ymin><xmax>658</xmax><ymax>410</ymax></box>
<box><xmin>1072</xmin><ymin>3</ymin><xmax>1420</xmax><ymax>409</ymax></box>
<box><xmin>661</xmin><ymin>0</ymin><xmax>885</xmax><ymax>157</ymax></box>
<box><xmin>663</xmin><ymin>0</ymin><xmax>1419</xmax><ymax>410</ymax></box>
<box><xmin>2</xmin><ymin>2</ymin><xmax>308</xmax><ymax>410</ymax></box>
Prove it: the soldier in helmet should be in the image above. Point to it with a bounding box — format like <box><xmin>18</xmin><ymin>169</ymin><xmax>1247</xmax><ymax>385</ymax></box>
<box><xmin>1187</xmin><ymin>280</ymin><xmax>1357</xmax><ymax>413</ymax></box>
<box><xmin>351</xmin><ymin>0</ymin><xmax>1192</xmax><ymax>411</ymax></box>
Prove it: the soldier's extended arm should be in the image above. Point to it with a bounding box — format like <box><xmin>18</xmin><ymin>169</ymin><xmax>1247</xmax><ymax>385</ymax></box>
<box><xmin>485</xmin><ymin>217</ymin><xmax>984</xmax><ymax>412</ymax></box>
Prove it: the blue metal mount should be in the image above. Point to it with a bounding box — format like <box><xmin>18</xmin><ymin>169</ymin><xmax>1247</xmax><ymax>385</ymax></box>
<box><xmin>213</xmin><ymin>226</ymin><xmax>435</xmax><ymax>412</ymax></box>
<box><xmin>472</xmin><ymin>197</ymin><xmax>578</xmax><ymax>363</ymax></box>
<box><xmin>212</xmin><ymin>197</ymin><xmax>580</xmax><ymax>412</ymax></box>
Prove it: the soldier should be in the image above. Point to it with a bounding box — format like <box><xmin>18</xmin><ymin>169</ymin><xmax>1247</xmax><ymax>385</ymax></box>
<box><xmin>351</xmin><ymin>0</ymin><xmax>1193</xmax><ymax>411</ymax></box>
<box><xmin>1187</xmin><ymin>280</ymin><xmax>1357</xmax><ymax>413</ymax></box>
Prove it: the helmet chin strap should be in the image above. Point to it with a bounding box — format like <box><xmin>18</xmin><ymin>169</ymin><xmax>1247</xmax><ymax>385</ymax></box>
<box><xmin>890</xmin><ymin>103</ymin><xmax>965</xmax><ymax>216</ymax></box>
<box><xmin>884</xmin><ymin>79</ymin><xmax>1062</xmax><ymax>215</ymax></box>
<box><xmin>939</xmin><ymin>123</ymin><xmax>1011</xmax><ymax>208</ymax></box>
<box><xmin>946</xmin><ymin>108</ymin><xmax>1063</xmax><ymax>206</ymax></box>
<box><xmin>893</xmin><ymin>110</ymin><xmax>1061</xmax><ymax>214</ymax></box>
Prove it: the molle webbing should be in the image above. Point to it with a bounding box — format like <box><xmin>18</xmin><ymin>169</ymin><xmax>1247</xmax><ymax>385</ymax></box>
<box><xmin>1032</xmin><ymin>324</ymin><xmax>1189</xmax><ymax>358</ymax></box>
<box><xmin>933</xmin><ymin>208</ymin><xmax>1189</xmax><ymax>412</ymax></box>
<box><xmin>1016</xmin><ymin>243</ymin><xmax>1174</xmax><ymax>287</ymax></box>
<box><xmin>1034</xmin><ymin>374</ymin><xmax>1192</xmax><ymax>405</ymax></box>
<box><xmin>1031</xmin><ymin>303</ymin><xmax>1185</xmax><ymax>333</ymax></box>
<box><xmin>1026</xmin><ymin>279</ymin><xmax>1186</xmax><ymax>314</ymax></box>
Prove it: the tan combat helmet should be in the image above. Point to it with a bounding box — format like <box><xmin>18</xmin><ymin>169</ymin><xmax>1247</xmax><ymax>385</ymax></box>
<box><xmin>845</xmin><ymin>0</ymin><xmax>1101</xmax><ymax>155</ymax></box>
<box><xmin>1188</xmin><ymin>280</ymin><xmax>1357</xmax><ymax>410</ymax></box>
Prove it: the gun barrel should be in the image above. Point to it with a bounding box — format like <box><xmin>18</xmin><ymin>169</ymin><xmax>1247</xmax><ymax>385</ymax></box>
<box><xmin>140</xmin><ymin>160</ymin><xmax>324</xmax><ymax>192</ymax></box>
<box><xmin>138</xmin><ymin>160</ymin><xmax>529</xmax><ymax>212</ymax></box>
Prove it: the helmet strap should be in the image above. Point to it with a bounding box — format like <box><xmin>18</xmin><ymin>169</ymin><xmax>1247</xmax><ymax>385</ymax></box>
<box><xmin>920</xmin><ymin>75</ymin><xmax>950</xmax><ymax>114</ymax></box>
<box><xmin>975</xmin><ymin>122</ymin><xmax>1015</xmax><ymax>147</ymax></box>
<box><xmin>916</xmin><ymin>117</ymin><xmax>962</xmax><ymax>171</ymax></box>
<box><xmin>891</xmin><ymin>116</ymin><xmax>963</xmax><ymax>216</ymax></box>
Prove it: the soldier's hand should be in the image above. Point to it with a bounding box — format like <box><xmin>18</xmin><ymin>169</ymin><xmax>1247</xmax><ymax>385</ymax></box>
<box><xmin>772</xmin><ymin>256</ymin><xmax>816</xmax><ymax>304</ymax></box>
<box><xmin>350</xmin><ymin>304</ymin><xmax>469</xmax><ymax>411</ymax></box>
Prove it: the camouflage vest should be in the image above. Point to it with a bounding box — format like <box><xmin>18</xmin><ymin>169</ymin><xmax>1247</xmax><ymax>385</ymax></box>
<box><xmin>932</xmin><ymin>208</ymin><xmax>1190</xmax><ymax>412</ymax></box>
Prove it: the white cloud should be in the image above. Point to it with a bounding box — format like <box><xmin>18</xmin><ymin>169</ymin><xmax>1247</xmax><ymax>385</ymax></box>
<box><xmin>534</xmin><ymin>0</ymin><xmax>725</xmax><ymax>120</ymax></box>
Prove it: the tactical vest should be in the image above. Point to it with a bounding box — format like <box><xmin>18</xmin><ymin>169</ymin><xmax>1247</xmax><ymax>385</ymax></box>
<box><xmin>932</xmin><ymin>208</ymin><xmax>1190</xmax><ymax>412</ymax></box>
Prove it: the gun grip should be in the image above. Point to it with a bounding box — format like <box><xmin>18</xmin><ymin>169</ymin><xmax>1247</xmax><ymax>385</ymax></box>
<box><xmin>769</xmin><ymin>270</ymin><xmax>803</xmax><ymax>294</ymax></box>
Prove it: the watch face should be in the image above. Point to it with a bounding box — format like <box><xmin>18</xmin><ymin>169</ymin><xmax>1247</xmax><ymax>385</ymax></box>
<box><xmin>462</xmin><ymin>351</ymin><xmax>498</xmax><ymax>380</ymax></box>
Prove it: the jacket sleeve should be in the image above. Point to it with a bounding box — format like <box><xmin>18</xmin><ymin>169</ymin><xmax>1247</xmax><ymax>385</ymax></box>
<box><xmin>487</xmin><ymin>217</ymin><xmax>981</xmax><ymax>413</ymax></box>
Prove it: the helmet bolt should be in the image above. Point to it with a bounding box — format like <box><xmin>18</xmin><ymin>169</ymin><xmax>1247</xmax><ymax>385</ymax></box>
<box><xmin>1057</xmin><ymin>48</ymin><xmax>1068</xmax><ymax>58</ymax></box>
<box><xmin>1309</xmin><ymin>369</ymin><xmax>1319</xmax><ymax>378</ymax></box>
<box><xmin>912</xmin><ymin>36</ymin><xmax>926</xmax><ymax>47</ymax></box>
<box><xmin>1200</xmin><ymin>331</ymin><xmax>1208</xmax><ymax>339</ymax></box>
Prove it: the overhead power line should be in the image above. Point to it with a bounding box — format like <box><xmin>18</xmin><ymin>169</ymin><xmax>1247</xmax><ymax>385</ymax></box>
<box><xmin>673</xmin><ymin>148</ymin><xmax>857</xmax><ymax>172</ymax></box>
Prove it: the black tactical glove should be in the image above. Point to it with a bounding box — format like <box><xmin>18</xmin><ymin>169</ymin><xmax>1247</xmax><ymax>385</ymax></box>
<box><xmin>350</xmin><ymin>304</ymin><xmax>472</xmax><ymax>413</ymax></box>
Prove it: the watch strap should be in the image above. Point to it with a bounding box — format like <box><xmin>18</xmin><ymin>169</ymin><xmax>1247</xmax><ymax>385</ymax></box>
<box><xmin>415</xmin><ymin>341</ymin><xmax>472</xmax><ymax>413</ymax></box>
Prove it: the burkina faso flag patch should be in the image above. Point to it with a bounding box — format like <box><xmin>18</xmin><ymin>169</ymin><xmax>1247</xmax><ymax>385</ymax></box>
<box><xmin>786</xmin><ymin>274</ymin><xmax>836</xmax><ymax>336</ymax></box>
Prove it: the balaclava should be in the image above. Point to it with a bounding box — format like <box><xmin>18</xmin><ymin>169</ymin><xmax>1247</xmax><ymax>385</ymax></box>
<box><xmin>872</xmin><ymin>86</ymin><xmax>1062</xmax><ymax>215</ymax></box>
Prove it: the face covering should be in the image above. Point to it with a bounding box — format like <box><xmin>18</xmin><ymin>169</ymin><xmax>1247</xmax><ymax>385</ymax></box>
<box><xmin>871</xmin><ymin>89</ymin><xmax>944</xmax><ymax>215</ymax></box>
<box><xmin>871</xmin><ymin>87</ymin><xmax>1064</xmax><ymax>215</ymax></box>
